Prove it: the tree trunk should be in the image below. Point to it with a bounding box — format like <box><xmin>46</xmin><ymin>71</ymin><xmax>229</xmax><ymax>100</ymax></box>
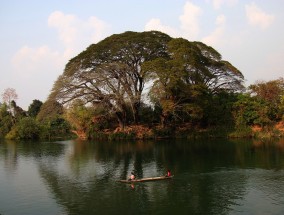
<box><xmin>160</xmin><ymin>113</ymin><xmax>166</xmax><ymax>128</ymax></box>
<box><xmin>116</xmin><ymin>111</ymin><xmax>126</xmax><ymax>130</ymax></box>
<box><xmin>132</xmin><ymin>102</ymin><xmax>140</xmax><ymax>124</ymax></box>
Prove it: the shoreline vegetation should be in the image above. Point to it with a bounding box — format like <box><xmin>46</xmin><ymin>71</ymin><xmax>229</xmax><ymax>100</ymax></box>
<box><xmin>1</xmin><ymin>120</ymin><xmax>284</xmax><ymax>141</ymax></box>
<box><xmin>80</xmin><ymin>122</ymin><xmax>284</xmax><ymax>141</ymax></box>
<box><xmin>1</xmin><ymin>31</ymin><xmax>284</xmax><ymax>141</ymax></box>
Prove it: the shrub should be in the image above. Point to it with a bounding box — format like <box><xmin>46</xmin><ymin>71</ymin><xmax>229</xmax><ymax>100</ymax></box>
<box><xmin>5</xmin><ymin>126</ymin><xmax>18</xmax><ymax>139</ymax></box>
<box><xmin>17</xmin><ymin>117</ymin><xmax>41</xmax><ymax>140</ymax></box>
<box><xmin>40</xmin><ymin>117</ymin><xmax>71</xmax><ymax>140</ymax></box>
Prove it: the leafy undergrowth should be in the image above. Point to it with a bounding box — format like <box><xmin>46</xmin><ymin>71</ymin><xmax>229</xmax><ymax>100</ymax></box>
<box><xmin>74</xmin><ymin>121</ymin><xmax>284</xmax><ymax>140</ymax></box>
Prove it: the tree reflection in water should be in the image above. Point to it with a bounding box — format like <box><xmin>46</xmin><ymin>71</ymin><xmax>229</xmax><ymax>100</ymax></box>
<box><xmin>1</xmin><ymin>138</ymin><xmax>284</xmax><ymax>214</ymax></box>
<box><xmin>36</xmin><ymin>139</ymin><xmax>244</xmax><ymax>214</ymax></box>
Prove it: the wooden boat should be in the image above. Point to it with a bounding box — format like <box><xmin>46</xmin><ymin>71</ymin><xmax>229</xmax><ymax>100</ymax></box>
<box><xmin>119</xmin><ymin>175</ymin><xmax>174</xmax><ymax>183</ymax></box>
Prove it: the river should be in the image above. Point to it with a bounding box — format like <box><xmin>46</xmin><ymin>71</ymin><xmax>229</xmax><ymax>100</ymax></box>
<box><xmin>0</xmin><ymin>138</ymin><xmax>284</xmax><ymax>215</ymax></box>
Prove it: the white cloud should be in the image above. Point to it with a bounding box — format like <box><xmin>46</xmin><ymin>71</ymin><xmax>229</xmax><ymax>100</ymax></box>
<box><xmin>9</xmin><ymin>12</ymin><xmax>111</xmax><ymax>108</ymax></box>
<box><xmin>10</xmin><ymin>45</ymin><xmax>64</xmax><ymax>108</ymax></box>
<box><xmin>211</xmin><ymin>0</ymin><xmax>238</xmax><ymax>9</ymax></box>
<box><xmin>12</xmin><ymin>45</ymin><xmax>62</xmax><ymax>77</ymax></box>
<box><xmin>144</xmin><ymin>18</ymin><xmax>179</xmax><ymax>37</ymax></box>
<box><xmin>11</xmin><ymin>12</ymin><xmax>111</xmax><ymax>80</ymax></box>
<box><xmin>179</xmin><ymin>2</ymin><xmax>202</xmax><ymax>40</ymax></box>
<box><xmin>48</xmin><ymin>11</ymin><xmax>77</xmax><ymax>47</ymax></box>
<box><xmin>88</xmin><ymin>16</ymin><xmax>111</xmax><ymax>42</ymax></box>
<box><xmin>202</xmin><ymin>14</ymin><xmax>226</xmax><ymax>46</ymax></box>
<box><xmin>145</xmin><ymin>2</ymin><xmax>202</xmax><ymax>40</ymax></box>
<box><xmin>265</xmin><ymin>51</ymin><xmax>284</xmax><ymax>80</ymax></box>
<box><xmin>216</xmin><ymin>14</ymin><xmax>226</xmax><ymax>25</ymax></box>
<box><xmin>12</xmin><ymin>11</ymin><xmax>111</xmax><ymax>79</ymax></box>
<box><xmin>245</xmin><ymin>2</ymin><xmax>275</xmax><ymax>29</ymax></box>
<box><xmin>48</xmin><ymin>11</ymin><xmax>110</xmax><ymax>59</ymax></box>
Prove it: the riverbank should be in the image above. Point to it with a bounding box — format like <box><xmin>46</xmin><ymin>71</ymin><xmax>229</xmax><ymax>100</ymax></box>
<box><xmin>82</xmin><ymin>121</ymin><xmax>284</xmax><ymax>141</ymax></box>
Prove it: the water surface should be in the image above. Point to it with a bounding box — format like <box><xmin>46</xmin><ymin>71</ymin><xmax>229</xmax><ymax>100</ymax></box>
<box><xmin>0</xmin><ymin>138</ymin><xmax>284</xmax><ymax>215</ymax></box>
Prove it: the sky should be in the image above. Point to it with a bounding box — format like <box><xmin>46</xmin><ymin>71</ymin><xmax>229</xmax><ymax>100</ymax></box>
<box><xmin>1</xmin><ymin>0</ymin><xmax>284</xmax><ymax>110</ymax></box>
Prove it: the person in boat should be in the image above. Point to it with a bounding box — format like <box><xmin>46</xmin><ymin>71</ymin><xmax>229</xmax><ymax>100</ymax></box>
<box><xmin>165</xmin><ymin>169</ymin><xmax>171</xmax><ymax>177</ymax></box>
<box><xmin>128</xmin><ymin>171</ymin><xmax>136</xmax><ymax>181</ymax></box>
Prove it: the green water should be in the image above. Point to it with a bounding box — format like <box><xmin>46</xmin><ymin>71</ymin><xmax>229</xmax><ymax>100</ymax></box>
<box><xmin>0</xmin><ymin>138</ymin><xmax>284</xmax><ymax>215</ymax></box>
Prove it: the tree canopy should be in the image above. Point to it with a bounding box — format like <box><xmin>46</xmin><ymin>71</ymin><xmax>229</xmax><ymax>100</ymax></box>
<box><xmin>28</xmin><ymin>99</ymin><xmax>43</xmax><ymax>117</ymax></box>
<box><xmin>50</xmin><ymin>31</ymin><xmax>244</xmax><ymax>129</ymax></box>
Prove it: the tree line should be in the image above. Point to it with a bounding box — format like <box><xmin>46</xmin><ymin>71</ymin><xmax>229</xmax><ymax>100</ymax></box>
<box><xmin>1</xmin><ymin>31</ymin><xmax>284</xmax><ymax>140</ymax></box>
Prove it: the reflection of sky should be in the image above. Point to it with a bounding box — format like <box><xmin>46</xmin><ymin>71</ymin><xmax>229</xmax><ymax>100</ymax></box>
<box><xmin>0</xmin><ymin>156</ymin><xmax>65</xmax><ymax>215</ymax></box>
<box><xmin>1</xmin><ymin>139</ymin><xmax>284</xmax><ymax>214</ymax></box>
<box><xmin>230</xmin><ymin>169</ymin><xmax>284</xmax><ymax>215</ymax></box>
<box><xmin>142</xmin><ymin>162</ymin><xmax>159</xmax><ymax>177</ymax></box>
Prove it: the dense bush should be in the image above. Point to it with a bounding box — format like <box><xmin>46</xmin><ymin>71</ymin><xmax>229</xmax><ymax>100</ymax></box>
<box><xmin>40</xmin><ymin>117</ymin><xmax>71</xmax><ymax>140</ymax></box>
<box><xmin>17</xmin><ymin>117</ymin><xmax>41</xmax><ymax>139</ymax></box>
<box><xmin>0</xmin><ymin>104</ymin><xmax>13</xmax><ymax>138</ymax></box>
<box><xmin>6</xmin><ymin>117</ymin><xmax>41</xmax><ymax>140</ymax></box>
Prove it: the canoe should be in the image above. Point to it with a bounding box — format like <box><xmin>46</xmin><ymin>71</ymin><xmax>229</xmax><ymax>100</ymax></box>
<box><xmin>119</xmin><ymin>175</ymin><xmax>174</xmax><ymax>183</ymax></box>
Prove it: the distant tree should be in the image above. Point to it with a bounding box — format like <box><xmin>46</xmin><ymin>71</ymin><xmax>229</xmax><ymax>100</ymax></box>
<box><xmin>18</xmin><ymin>117</ymin><xmax>42</xmax><ymax>139</ymax></box>
<box><xmin>249</xmin><ymin>78</ymin><xmax>284</xmax><ymax>121</ymax></box>
<box><xmin>204</xmin><ymin>91</ymin><xmax>238</xmax><ymax>127</ymax></box>
<box><xmin>0</xmin><ymin>103</ymin><xmax>13</xmax><ymax>137</ymax></box>
<box><xmin>6</xmin><ymin>117</ymin><xmax>41</xmax><ymax>140</ymax></box>
<box><xmin>1</xmin><ymin>88</ymin><xmax>18</xmax><ymax>106</ymax></box>
<box><xmin>10</xmin><ymin>100</ymin><xmax>26</xmax><ymax>120</ymax></box>
<box><xmin>36</xmin><ymin>98</ymin><xmax>71</xmax><ymax>139</ymax></box>
<box><xmin>232</xmin><ymin>94</ymin><xmax>270</xmax><ymax>128</ymax></box>
<box><xmin>28</xmin><ymin>99</ymin><xmax>43</xmax><ymax>117</ymax></box>
<box><xmin>1</xmin><ymin>88</ymin><xmax>18</xmax><ymax>121</ymax></box>
<box><xmin>40</xmin><ymin>117</ymin><xmax>71</xmax><ymax>140</ymax></box>
<box><xmin>37</xmin><ymin>98</ymin><xmax>64</xmax><ymax>122</ymax></box>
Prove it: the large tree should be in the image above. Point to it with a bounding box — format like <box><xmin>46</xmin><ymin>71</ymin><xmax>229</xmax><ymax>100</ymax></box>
<box><xmin>51</xmin><ymin>31</ymin><xmax>171</xmax><ymax>128</ymax></box>
<box><xmin>143</xmin><ymin>38</ymin><xmax>244</xmax><ymax>126</ymax></box>
<box><xmin>50</xmin><ymin>31</ymin><xmax>244</xmax><ymax>128</ymax></box>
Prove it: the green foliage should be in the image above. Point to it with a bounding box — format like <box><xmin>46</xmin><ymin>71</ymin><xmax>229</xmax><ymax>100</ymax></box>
<box><xmin>64</xmin><ymin>99</ymin><xmax>96</xmax><ymax>133</ymax></box>
<box><xmin>0</xmin><ymin>103</ymin><xmax>13</xmax><ymax>138</ymax></box>
<box><xmin>27</xmin><ymin>99</ymin><xmax>43</xmax><ymax>117</ymax></box>
<box><xmin>10</xmin><ymin>100</ymin><xmax>26</xmax><ymax>122</ymax></box>
<box><xmin>228</xmin><ymin>126</ymin><xmax>253</xmax><ymax>138</ymax></box>
<box><xmin>232</xmin><ymin>94</ymin><xmax>271</xmax><ymax>128</ymax></box>
<box><xmin>280</xmin><ymin>95</ymin><xmax>284</xmax><ymax>119</ymax></box>
<box><xmin>107</xmin><ymin>132</ymin><xmax>135</xmax><ymax>141</ymax></box>
<box><xmin>2</xmin><ymin>31</ymin><xmax>282</xmax><ymax>140</ymax></box>
<box><xmin>249</xmin><ymin>78</ymin><xmax>284</xmax><ymax>121</ymax></box>
<box><xmin>88</xmin><ymin>131</ymin><xmax>108</xmax><ymax>140</ymax></box>
<box><xmin>51</xmin><ymin>31</ymin><xmax>171</xmax><ymax>128</ymax></box>
<box><xmin>37</xmin><ymin>99</ymin><xmax>64</xmax><ymax>122</ymax></box>
<box><xmin>152</xmin><ymin>126</ymin><xmax>174</xmax><ymax>137</ymax></box>
<box><xmin>205</xmin><ymin>91</ymin><xmax>238</xmax><ymax>127</ymax></box>
<box><xmin>6</xmin><ymin>117</ymin><xmax>41</xmax><ymax>140</ymax></box>
<box><xmin>5</xmin><ymin>126</ymin><xmax>18</xmax><ymax>140</ymax></box>
<box><xmin>144</xmin><ymin>37</ymin><xmax>244</xmax><ymax>126</ymax></box>
<box><xmin>17</xmin><ymin>117</ymin><xmax>41</xmax><ymax>140</ymax></box>
<box><xmin>253</xmin><ymin>127</ymin><xmax>283</xmax><ymax>139</ymax></box>
<box><xmin>51</xmin><ymin>31</ymin><xmax>244</xmax><ymax>129</ymax></box>
<box><xmin>40</xmin><ymin>117</ymin><xmax>71</xmax><ymax>140</ymax></box>
<box><xmin>138</xmin><ymin>103</ymin><xmax>160</xmax><ymax>124</ymax></box>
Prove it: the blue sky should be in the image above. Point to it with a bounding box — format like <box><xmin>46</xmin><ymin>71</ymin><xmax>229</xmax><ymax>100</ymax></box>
<box><xmin>1</xmin><ymin>0</ymin><xmax>284</xmax><ymax>109</ymax></box>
